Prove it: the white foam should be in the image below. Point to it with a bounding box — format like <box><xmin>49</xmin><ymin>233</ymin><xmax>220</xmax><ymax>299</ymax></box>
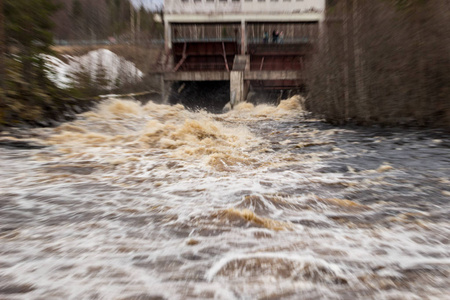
<box><xmin>1</xmin><ymin>99</ymin><xmax>449</xmax><ymax>299</ymax></box>
<box><xmin>205</xmin><ymin>252</ymin><xmax>351</xmax><ymax>282</ymax></box>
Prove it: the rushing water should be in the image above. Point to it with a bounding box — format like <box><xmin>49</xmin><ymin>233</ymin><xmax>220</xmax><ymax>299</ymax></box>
<box><xmin>0</xmin><ymin>97</ymin><xmax>449</xmax><ymax>299</ymax></box>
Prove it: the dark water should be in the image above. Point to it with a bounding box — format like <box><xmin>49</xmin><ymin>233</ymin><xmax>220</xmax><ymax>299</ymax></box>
<box><xmin>0</xmin><ymin>98</ymin><xmax>449</xmax><ymax>299</ymax></box>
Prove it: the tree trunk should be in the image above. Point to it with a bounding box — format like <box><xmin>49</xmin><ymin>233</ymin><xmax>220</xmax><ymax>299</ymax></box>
<box><xmin>342</xmin><ymin>0</ymin><xmax>350</xmax><ymax>120</ymax></box>
<box><xmin>137</xmin><ymin>7</ymin><xmax>141</xmax><ymax>45</ymax></box>
<box><xmin>130</xmin><ymin>2</ymin><xmax>135</xmax><ymax>44</ymax></box>
<box><xmin>352</xmin><ymin>0</ymin><xmax>369</xmax><ymax>122</ymax></box>
<box><xmin>414</xmin><ymin>11</ymin><xmax>427</xmax><ymax>125</ymax></box>
<box><xmin>345</xmin><ymin>0</ymin><xmax>356</xmax><ymax>120</ymax></box>
<box><xmin>0</xmin><ymin>0</ymin><xmax>5</xmax><ymax>92</ymax></box>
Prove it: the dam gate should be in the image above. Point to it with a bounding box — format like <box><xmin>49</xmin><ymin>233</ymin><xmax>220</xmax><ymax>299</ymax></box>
<box><xmin>160</xmin><ymin>0</ymin><xmax>325</xmax><ymax>107</ymax></box>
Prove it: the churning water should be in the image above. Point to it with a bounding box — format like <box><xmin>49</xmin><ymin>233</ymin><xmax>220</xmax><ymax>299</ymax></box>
<box><xmin>0</xmin><ymin>97</ymin><xmax>449</xmax><ymax>299</ymax></box>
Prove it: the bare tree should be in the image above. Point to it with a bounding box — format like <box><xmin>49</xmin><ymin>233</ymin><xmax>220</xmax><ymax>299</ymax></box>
<box><xmin>0</xmin><ymin>0</ymin><xmax>5</xmax><ymax>91</ymax></box>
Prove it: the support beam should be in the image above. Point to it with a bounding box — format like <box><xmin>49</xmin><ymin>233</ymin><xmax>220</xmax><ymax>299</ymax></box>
<box><xmin>159</xmin><ymin>70</ymin><xmax>303</xmax><ymax>86</ymax></box>
<box><xmin>164</xmin><ymin>71</ymin><xmax>230</xmax><ymax>81</ymax></box>
<box><xmin>230</xmin><ymin>71</ymin><xmax>243</xmax><ymax>107</ymax></box>
<box><xmin>173</xmin><ymin>42</ymin><xmax>187</xmax><ymax>72</ymax></box>
<box><xmin>244</xmin><ymin>70</ymin><xmax>303</xmax><ymax>80</ymax></box>
<box><xmin>222</xmin><ymin>42</ymin><xmax>230</xmax><ymax>72</ymax></box>
<box><xmin>241</xmin><ymin>20</ymin><xmax>247</xmax><ymax>54</ymax></box>
<box><xmin>165</xmin><ymin>13</ymin><xmax>324</xmax><ymax>24</ymax></box>
<box><xmin>161</xmin><ymin>75</ymin><xmax>168</xmax><ymax>104</ymax></box>
<box><xmin>230</xmin><ymin>55</ymin><xmax>250</xmax><ymax>106</ymax></box>
<box><xmin>164</xmin><ymin>20</ymin><xmax>172</xmax><ymax>52</ymax></box>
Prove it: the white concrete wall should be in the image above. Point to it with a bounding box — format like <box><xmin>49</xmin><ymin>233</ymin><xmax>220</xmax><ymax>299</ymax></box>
<box><xmin>165</xmin><ymin>0</ymin><xmax>242</xmax><ymax>14</ymax></box>
<box><xmin>243</xmin><ymin>0</ymin><xmax>324</xmax><ymax>14</ymax></box>
<box><xmin>165</xmin><ymin>0</ymin><xmax>325</xmax><ymax>15</ymax></box>
<box><xmin>164</xmin><ymin>0</ymin><xmax>325</xmax><ymax>50</ymax></box>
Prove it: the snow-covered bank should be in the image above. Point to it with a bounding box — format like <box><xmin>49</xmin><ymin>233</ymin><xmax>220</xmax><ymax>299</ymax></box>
<box><xmin>44</xmin><ymin>49</ymin><xmax>144</xmax><ymax>90</ymax></box>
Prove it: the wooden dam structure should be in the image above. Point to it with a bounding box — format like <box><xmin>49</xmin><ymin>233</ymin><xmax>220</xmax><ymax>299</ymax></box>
<box><xmin>160</xmin><ymin>0</ymin><xmax>325</xmax><ymax>107</ymax></box>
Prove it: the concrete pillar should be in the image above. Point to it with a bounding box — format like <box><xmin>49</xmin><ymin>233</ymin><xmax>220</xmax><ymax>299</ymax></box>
<box><xmin>243</xmin><ymin>55</ymin><xmax>250</xmax><ymax>102</ymax></box>
<box><xmin>241</xmin><ymin>20</ymin><xmax>246</xmax><ymax>55</ymax></box>
<box><xmin>161</xmin><ymin>76</ymin><xmax>168</xmax><ymax>104</ymax></box>
<box><xmin>230</xmin><ymin>55</ymin><xmax>250</xmax><ymax>107</ymax></box>
<box><xmin>230</xmin><ymin>71</ymin><xmax>244</xmax><ymax>107</ymax></box>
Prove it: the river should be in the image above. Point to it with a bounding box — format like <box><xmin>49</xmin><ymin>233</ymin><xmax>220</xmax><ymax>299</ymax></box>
<box><xmin>0</xmin><ymin>97</ymin><xmax>449</xmax><ymax>299</ymax></box>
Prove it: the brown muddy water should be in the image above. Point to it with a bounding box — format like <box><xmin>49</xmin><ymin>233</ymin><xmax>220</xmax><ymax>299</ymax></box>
<box><xmin>0</xmin><ymin>97</ymin><xmax>449</xmax><ymax>299</ymax></box>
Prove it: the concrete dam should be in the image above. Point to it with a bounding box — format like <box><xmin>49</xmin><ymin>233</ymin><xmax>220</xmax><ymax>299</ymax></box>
<box><xmin>158</xmin><ymin>0</ymin><xmax>325</xmax><ymax>111</ymax></box>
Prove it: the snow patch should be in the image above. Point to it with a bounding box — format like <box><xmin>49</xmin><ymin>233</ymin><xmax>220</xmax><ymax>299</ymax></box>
<box><xmin>44</xmin><ymin>49</ymin><xmax>144</xmax><ymax>90</ymax></box>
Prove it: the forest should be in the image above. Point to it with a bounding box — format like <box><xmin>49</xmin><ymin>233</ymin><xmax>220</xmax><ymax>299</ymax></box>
<box><xmin>52</xmin><ymin>0</ymin><xmax>163</xmax><ymax>43</ymax></box>
<box><xmin>0</xmin><ymin>0</ymin><xmax>162</xmax><ymax>126</ymax></box>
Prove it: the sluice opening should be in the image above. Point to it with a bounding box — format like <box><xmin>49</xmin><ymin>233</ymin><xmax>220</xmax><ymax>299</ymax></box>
<box><xmin>161</xmin><ymin>21</ymin><xmax>318</xmax><ymax>108</ymax></box>
<box><xmin>247</xmin><ymin>88</ymin><xmax>306</xmax><ymax>106</ymax></box>
<box><xmin>168</xmin><ymin>81</ymin><xmax>230</xmax><ymax>113</ymax></box>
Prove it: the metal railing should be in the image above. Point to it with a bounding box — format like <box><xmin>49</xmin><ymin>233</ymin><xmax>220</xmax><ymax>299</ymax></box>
<box><xmin>172</xmin><ymin>37</ymin><xmax>239</xmax><ymax>43</ymax></box>
<box><xmin>247</xmin><ymin>37</ymin><xmax>312</xmax><ymax>44</ymax></box>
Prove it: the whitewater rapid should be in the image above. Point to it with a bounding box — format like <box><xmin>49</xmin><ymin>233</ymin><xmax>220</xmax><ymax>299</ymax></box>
<box><xmin>0</xmin><ymin>97</ymin><xmax>449</xmax><ymax>299</ymax></box>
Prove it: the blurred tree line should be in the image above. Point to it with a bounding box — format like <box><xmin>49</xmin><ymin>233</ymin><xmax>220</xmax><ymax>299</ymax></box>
<box><xmin>307</xmin><ymin>0</ymin><xmax>450</xmax><ymax>128</ymax></box>
<box><xmin>0</xmin><ymin>0</ymin><xmax>62</xmax><ymax>126</ymax></box>
<box><xmin>52</xmin><ymin>0</ymin><xmax>163</xmax><ymax>43</ymax></box>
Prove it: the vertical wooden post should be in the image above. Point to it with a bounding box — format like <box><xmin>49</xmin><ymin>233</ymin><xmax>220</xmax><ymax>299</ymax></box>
<box><xmin>164</xmin><ymin>19</ymin><xmax>172</xmax><ymax>53</ymax></box>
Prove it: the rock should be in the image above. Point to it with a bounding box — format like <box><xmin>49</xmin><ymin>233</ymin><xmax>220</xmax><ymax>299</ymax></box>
<box><xmin>73</xmin><ymin>105</ymin><xmax>83</xmax><ymax>114</ymax></box>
